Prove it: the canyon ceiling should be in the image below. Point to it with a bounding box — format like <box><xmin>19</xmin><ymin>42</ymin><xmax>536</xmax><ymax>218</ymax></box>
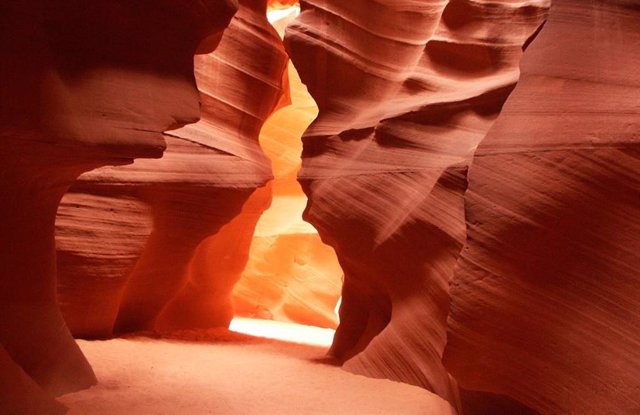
<box><xmin>1</xmin><ymin>0</ymin><xmax>638</xmax><ymax>414</ymax></box>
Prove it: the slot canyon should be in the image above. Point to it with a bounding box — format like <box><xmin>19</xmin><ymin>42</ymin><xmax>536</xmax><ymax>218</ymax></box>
<box><xmin>0</xmin><ymin>0</ymin><xmax>638</xmax><ymax>414</ymax></box>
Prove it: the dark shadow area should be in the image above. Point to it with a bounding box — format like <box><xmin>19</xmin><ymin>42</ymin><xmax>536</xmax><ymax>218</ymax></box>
<box><xmin>460</xmin><ymin>389</ymin><xmax>541</xmax><ymax>415</ymax></box>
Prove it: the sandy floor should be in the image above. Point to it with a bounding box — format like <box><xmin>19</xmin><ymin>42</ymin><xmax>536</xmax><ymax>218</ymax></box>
<box><xmin>59</xmin><ymin>328</ymin><xmax>454</xmax><ymax>414</ymax></box>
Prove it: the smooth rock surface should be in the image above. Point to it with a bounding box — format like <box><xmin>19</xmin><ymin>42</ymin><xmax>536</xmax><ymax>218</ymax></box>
<box><xmin>0</xmin><ymin>345</ymin><xmax>68</xmax><ymax>415</ymax></box>
<box><xmin>59</xmin><ymin>333</ymin><xmax>456</xmax><ymax>415</ymax></box>
<box><xmin>1</xmin><ymin>0</ymin><xmax>236</xmax><ymax>409</ymax></box>
<box><xmin>232</xmin><ymin>54</ymin><xmax>343</xmax><ymax>329</ymax></box>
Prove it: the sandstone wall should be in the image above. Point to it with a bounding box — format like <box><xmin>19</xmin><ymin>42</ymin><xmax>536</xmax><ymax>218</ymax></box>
<box><xmin>56</xmin><ymin>0</ymin><xmax>288</xmax><ymax>337</ymax></box>
<box><xmin>284</xmin><ymin>0</ymin><xmax>549</xmax><ymax>408</ymax></box>
<box><xmin>444</xmin><ymin>1</ymin><xmax>640</xmax><ymax>413</ymax></box>
<box><xmin>1</xmin><ymin>0</ymin><xmax>236</xmax><ymax>411</ymax></box>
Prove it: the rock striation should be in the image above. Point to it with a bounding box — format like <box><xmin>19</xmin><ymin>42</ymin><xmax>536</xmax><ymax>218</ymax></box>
<box><xmin>232</xmin><ymin>51</ymin><xmax>343</xmax><ymax>329</ymax></box>
<box><xmin>1</xmin><ymin>0</ymin><xmax>237</xmax><ymax>410</ymax></box>
<box><xmin>443</xmin><ymin>1</ymin><xmax>640</xmax><ymax>414</ymax></box>
<box><xmin>56</xmin><ymin>0</ymin><xmax>288</xmax><ymax>336</ymax></box>
<box><xmin>285</xmin><ymin>0</ymin><xmax>549</xmax><ymax>407</ymax></box>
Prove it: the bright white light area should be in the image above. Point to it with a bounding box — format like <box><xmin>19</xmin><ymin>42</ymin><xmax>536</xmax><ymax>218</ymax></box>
<box><xmin>229</xmin><ymin>317</ymin><xmax>335</xmax><ymax>347</ymax></box>
<box><xmin>267</xmin><ymin>6</ymin><xmax>300</xmax><ymax>25</ymax></box>
<box><xmin>253</xmin><ymin>196</ymin><xmax>319</xmax><ymax>237</ymax></box>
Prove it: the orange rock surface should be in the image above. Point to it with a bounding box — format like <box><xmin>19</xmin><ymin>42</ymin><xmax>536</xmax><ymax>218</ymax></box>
<box><xmin>268</xmin><ymin>0</ymin><xmax>299</xmax><ymax>8</ymax></box>
<box><xmin>232</xmin><ymin>52</ymin><xmax>343</xmax><ymax>329</ymax></box>
<box><xmin>56</xmin><ymin>2</ymin><xmax>342</xmax><ymax>337</ymax></box>
<box><xmin>56</xmin><ymin>0</ymin><xmax>287</xmax><ymax>336</ymax></box>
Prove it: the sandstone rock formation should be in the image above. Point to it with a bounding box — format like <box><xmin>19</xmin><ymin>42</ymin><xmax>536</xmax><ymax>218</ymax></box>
<box><xmin>285</xmin><ymin>0</ymin><xmax>549</xmax><ymax>407</ymax></box>
<box><xmin>1</xmin><ymin>0</ymin><xmax>237</xmax><ymax>410</ymax></box>
<box><xmin>0</xmin><ymin>345</ymin><xmax>67</xmax><ymax>415</ymax></box>
<box><xmin>56</xmin><ymin>0</ymin><xmax>288</xmax><ymax>337</ymax></box>
<box><xmin>155</xmin><ymin>185</ymin><xmax>273</xmax><ymax>332</ymax></box>
<box><xmin>57</xmin><ymin>195</ymin><xmax>153</xmax><ymax>338</ymax></box>
<box><xmin>232</xmin><ymin>52</ymin><xmax>343</xmax><ymax>329</ymax></box>
<box><xmin>4</xmin><ymin>0</ymin><xmax>636</xmax><ymax>413</ymax></box>
<box><xmin>443</xmin><ymin>1</ymin><xmax>640</xmax><ymax>414</ymax></box>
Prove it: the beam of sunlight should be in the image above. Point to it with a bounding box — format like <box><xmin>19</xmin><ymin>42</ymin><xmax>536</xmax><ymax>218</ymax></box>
<box><xmin>229</xmin><ymin>317</ymin><xmax>335</xmax><ymax>347</ymax></box>
<box><xmin>267</xmin><ymin>5</ymin><xmax>300</xmax><ymax>25</ymax></box>
<box><xmin>334</xmin><ymin>296</ymin><xmax>342</xmax><ymax>322</ymax></box>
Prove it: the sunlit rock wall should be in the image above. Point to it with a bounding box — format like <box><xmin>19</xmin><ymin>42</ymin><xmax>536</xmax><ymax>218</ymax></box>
<box><xmin>232</xmin><ymin>56</ymin><xmax>343</xmax><ymax>329</ymax></box>
<box><xmin>443</xmin><ymin>1</ymin><xmax>640</xmax><ymax>414</ymax></box>
<box><xmin>285</xmin><ymin>0</ymin><xmax>549</xmax><ymax>407</ymax></box>
<box><xmin>56</xmin><ymin>0</ymin><xmax>287</xmax><ymax>337</ymax></box>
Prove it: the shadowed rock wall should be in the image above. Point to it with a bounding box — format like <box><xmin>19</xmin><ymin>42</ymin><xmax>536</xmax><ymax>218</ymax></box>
<box><xmin>1</xmin><ymin>0</ymin><xmax>237</xmax><ymax>412</ymax></box>
<box><xmin>444</xmin><ymin>1</ymin><xmax>640</xmax><ymax>414</ymax></box>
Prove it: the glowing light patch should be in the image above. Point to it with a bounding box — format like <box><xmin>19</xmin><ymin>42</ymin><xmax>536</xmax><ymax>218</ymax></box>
<box><xmin>229</xmin><ymin>317</ymin><xmax>335</xmax><ymax>347</ymax></box>
<box><xmin>267</xmin><ymin>6</ymin><xmax>300</xmax><ymax>25</ymax></box>
<box><xmin>334</xmin><ymin>296</ymin><xmax>342</xmax><ymax>322</ymax></box>
<box><xmin>253</xmin><ymin>196</ymin><xmax>319</xmax><ymax>237</ymax></box>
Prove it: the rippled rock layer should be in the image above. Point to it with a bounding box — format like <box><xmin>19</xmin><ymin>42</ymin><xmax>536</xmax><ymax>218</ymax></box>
<box><xmin>285</xmin><ymin>0</ymin><xmax>549</xmax><ymax>407</ymax></box>
<box><xmin>444</xmin><ymin>1</ymin><xmax>640</xmax><ymax>414</ymax></box>
<box><xmin>2</xmin><ymin>0</ymin><xmax>236</xmax><ymax>412</ymax></box>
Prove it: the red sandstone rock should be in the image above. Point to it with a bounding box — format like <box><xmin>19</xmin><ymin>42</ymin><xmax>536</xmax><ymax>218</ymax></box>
<box><xmin>285</xmin><ymin>0</ymin><xmax>549</xmax><ymax>407</ymax></box>
<box><xmin>57</xmin><ymin>194</ymin><xmax>152</xmax><ymax>338</ymax></box>
<box><xmin>155</xmin><ymin>185</ymin><xmax>273</xmax><ymax>331</ymax></box>
<box><xmin>443</xmin><ymin>1</ymin><xmax>640</xmax><ymax>414</ymax></box>
<box><xmin>232</xmin><ymin>58</ymin><xmax>343</xmax><ymax>329</ymax></box>
<box><xmin>1</xmin><ymin>0</ymin><xmax>236</xmax><ymax>409</ymax></box>
<box><xmin>0</xmin><ymin>345</ymin><xmax>67</xmax><ymax>415</ymax></box>
<box><xmin>56</xmin><ymin>0</ymin><xmax>288</xmax><ymax>336</ymax></box>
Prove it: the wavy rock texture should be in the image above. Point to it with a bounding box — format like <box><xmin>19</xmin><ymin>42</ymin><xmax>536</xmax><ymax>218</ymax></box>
<box><xmin>443</xmin><ymin>1</ymin><xmax>640</xmax><ymax>414</ymax></box>
<box><xmin>224</xmin><ymin>5</ymin><xmax>342</xmax><ymax>329</ymax></box>
<box><xmin>232</xmin><ymin>45</ymin><xmax>343</xmax><ymax>329</ymax></box>
<box><xmin>56</xmin><ymin>0</ymin><xmax>288</xmax><ymax>336</ymax></box>
<box><xmin>1</xmin><ymin>0</ymin><xmax>236</xmax><ymax>409</ymax></box>
<box><xmin>285</xmin><ymin>0</ymin><xmax>549</xmax><ymax>406</ymax></box>
<box><xmin>155</xmin><ymin>185</ymin><xmax>273</xmax><ymax>332</ymax></box>
<box><xmin>57</xmin><ymin>194</ymin><xmax>153</xmax><ymax>338</ymax></box>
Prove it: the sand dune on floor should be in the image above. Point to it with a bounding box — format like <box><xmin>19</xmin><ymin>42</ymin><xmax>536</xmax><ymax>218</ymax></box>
<box><xmin>59</xmin><ymin>332</ymin><xmax>455</xmax><ymax>415</ymax></box>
